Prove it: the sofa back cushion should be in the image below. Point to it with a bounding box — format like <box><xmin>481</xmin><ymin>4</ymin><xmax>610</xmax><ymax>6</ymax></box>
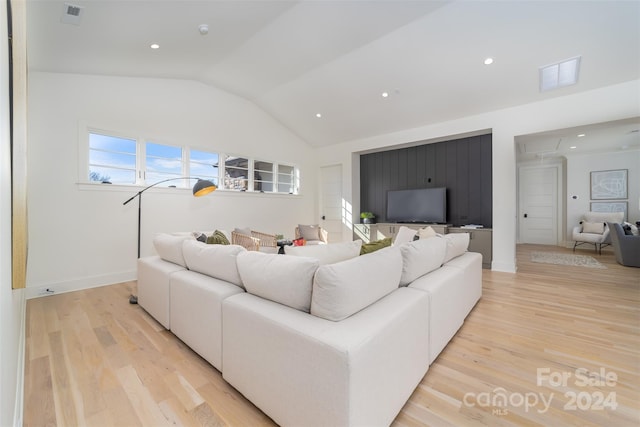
<box><xmin>182</xmin><ymin>240</ymin><xmax>246</xmax><ymax>288</ymax></box>
<box><xmin>399</xmin><ymin>237</ymin><xmax>447</xmax><ymax>286</ymax></box>
<box><xmin>311</xmin><ymin>246</ymin><xmax>402</xmax><ymax>321</ymax></box>
<box><xmin>284</xmin><ymin>240</ymin><xmax>362</xmax><ymax>265</ymax></box>
<box><xmin>440</xmin><ymin>233</ymin><xmax>470</xmax><ymax>264</ymax></box>
<box><xmin>237</xmin><ymin>252</ymin><xmax>319</xmax><ymax>312</ymax></box>
<box><xmin>153</xmin><ymin>233</ymin><xmax>194</xmax><ymax>267</ymax></box>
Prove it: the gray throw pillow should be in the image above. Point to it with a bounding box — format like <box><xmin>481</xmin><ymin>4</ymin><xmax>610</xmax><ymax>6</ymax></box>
<box><xmin>298</xmin><ymin>224</ymin><xmax>320</xmax><ymax>241</ymax></box>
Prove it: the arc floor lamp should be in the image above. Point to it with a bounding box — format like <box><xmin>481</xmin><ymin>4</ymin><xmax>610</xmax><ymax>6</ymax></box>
<box><xmin>123</xmin><ymin>177</ymin><xmax>216</xmax><ymax>303</ymax></box>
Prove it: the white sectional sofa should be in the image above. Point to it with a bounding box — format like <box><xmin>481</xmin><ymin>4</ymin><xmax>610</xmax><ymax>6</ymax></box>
<box><xmin>137</xmin><ymin>232</ymin><xmax>482</xmax><ymax>426</ymax></box>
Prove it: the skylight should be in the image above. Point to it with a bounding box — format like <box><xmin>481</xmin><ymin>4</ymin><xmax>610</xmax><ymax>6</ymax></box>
<box><xmin>539</xmin><ymin>56</ymin><xmax>581</xmax><ymax>92</ymax></box>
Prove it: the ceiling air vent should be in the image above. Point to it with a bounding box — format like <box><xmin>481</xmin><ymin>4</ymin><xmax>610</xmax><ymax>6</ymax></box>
<box><xmin>539</xmin><ymin>56</ymin><xmax>581</xmax><ymax>92</ymax></box>
<box><xmin>61</xmin><ymin>3</ymin><xmax>84</xmax><ymax>25</ymax></box>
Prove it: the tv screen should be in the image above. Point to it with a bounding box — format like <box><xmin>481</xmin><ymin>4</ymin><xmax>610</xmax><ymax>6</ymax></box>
<box><xmin>386</xmin><ymin>188</ymin><xmax>447</xmax><ymax>223</ymax></box>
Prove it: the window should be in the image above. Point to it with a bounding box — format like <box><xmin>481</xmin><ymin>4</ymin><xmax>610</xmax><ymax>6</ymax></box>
<box><xmin>223</xmin><ymin>155</ymin><xmax>249</xmax><ymax>191</ymax></box>
<box><xmin>145</xmin><ymin>142</ymin><xmax>183</xmax><ymax>186</ymax></box>
<box><xmin>190</xmin><ymin>149</ymin><xmax>219</xmax><ymax>187</ymax></box>
<box><xmin>84</xmin><ymin>128</ymin><xmax>299</xmax><ymax>194</ymax></box>
<box><xmin>277</xmin><ymin>164</ymin><xmax>298</xmax><ymax>194</ymax></box>
<box><xmin>88</xmin><ymin>132</ymin><xmax>137</xmax><ymax>184</ymax></box>
<box><xmin>254</xmin><ymin>160</ymin><xmax>274</xmax><ymax>192</ymax></box>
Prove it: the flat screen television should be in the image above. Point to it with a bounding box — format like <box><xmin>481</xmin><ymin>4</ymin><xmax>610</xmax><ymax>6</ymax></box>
<box><xmin>386</xmin><ymin>187</ymin><xmax>447</xmax><ymax>223</ymax></box>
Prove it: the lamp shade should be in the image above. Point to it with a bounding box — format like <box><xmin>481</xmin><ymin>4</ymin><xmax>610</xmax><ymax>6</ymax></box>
<box><xmin>193</xmin><ymin>179</ymin><xmax>217</xmax><ymax>196</ymax></box>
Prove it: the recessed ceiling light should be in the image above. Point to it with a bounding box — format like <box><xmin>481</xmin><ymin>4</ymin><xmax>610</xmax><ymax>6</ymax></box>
<box><xmin>570</xmin><ymin>146</ymin><xmax>577</xmax><ymax>149</ymax></box>
<box><xmin>315</xmin><ymin>113</ymin><xmax>322</xmax><ymax>118</ymax></box>
<box><xmin>484</xmin><ymin>58</ymin><xmax>494</xmax><ymax>65</ymax></box>
<box><xmin>577</xmin><ymin>133</ymin><xmax>585</xmax><ymax>137</ymax></box>
<box><xmin>381</xmin><ymin>92</ymin><xmax>389</xmax><ymax>98</ymax></box>
<box><xmin>150</xmin><ymin>43</ymin><xmax>160</xmax><ymax>49</ymax></box>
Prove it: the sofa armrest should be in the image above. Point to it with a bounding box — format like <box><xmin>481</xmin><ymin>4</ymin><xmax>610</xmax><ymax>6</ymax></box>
<box><xmin>222</xmin><ymin>288</ymin><xmax>430</xmax><ymax>427</ymax></box>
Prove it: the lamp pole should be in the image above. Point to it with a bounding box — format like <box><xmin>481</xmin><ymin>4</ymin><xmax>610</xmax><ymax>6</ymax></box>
<box><xmin>123</xmin><ymin>177</ymin><xmax>216</xmax><ymax>258</ymax></box>
<box><xmin>123</xmin><ymin>177</ymin><xmax>216</xmax><ymax>304</ymax></box>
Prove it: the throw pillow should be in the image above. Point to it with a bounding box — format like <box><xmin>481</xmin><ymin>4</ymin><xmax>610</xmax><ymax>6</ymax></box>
<box><xmin>582</xmin><ymin>221</ymin><xmax>605</xmax><ymax>234</ymax></box>
<box><xmin>360</xmin><ymin>237</ymin><xmax>392</xmax><ymax>255</ymax></box>
<box><xmin>417</xmin><ymin>226</ymin><xmax>437</xmax><ymax>239</ymax></box>
<box><xmin>192</xmin><ymin>232</ymin><xmax>207</xmax><ymax>243</ymax></box>
<box><xmin>207</xmin><ymin>229</ymin><xmax>230</xmax><ymax>245</ymax></box>
<box><xmin>298</xmin><ymin>224</ymin><xmax>321</xmax><ymax>241</ymax></box>
<box><xmin>393</xmin><ymin>226</ymin><xmax>417</xmax><ymax>246</ymax></box>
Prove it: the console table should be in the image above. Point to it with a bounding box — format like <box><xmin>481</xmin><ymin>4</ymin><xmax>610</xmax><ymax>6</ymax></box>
<box><xmin>353</xmin><ymin>223</ymin><xmax>492</xmax><ymax>269</ymax></box>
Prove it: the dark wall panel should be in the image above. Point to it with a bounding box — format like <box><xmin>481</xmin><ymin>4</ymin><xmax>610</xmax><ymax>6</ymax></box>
<box><xmin>359</xmin><ymin>134</ymin><xmax>492</xmax><ymax>227</ymax></box>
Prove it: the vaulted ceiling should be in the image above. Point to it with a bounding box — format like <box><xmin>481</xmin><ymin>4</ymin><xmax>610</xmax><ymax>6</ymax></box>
<box><xmin>26</xmin><ymin>0</ymin><xmax>640</xmax><ymax>151</ymax></box>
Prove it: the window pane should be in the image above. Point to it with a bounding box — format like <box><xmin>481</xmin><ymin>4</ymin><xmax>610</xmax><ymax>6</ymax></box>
<box><xmin>190</xmin><ymin>149</ymin><xmax>219</xmax><ymax>185</ymax></box>
<box><xmin>276</xmin><ymin>164</ymin><xmax>297</xmax><ymax>194</ymax></box>
<box><xmin>89</xmin><ymin>167</ymin><xmax>135</xmax><ymax>184</ymax></box>
<box><xmin>223</xmin><ymin>155</ymin><xmax>248</xmax><ymax>191</ymax></box>
<box><xmin>88</xmin><ymin>132</ymin><xmax>137</xmax><ymax>184</ymax></box>
<box><xmin>255</xmin><ymin>161</ymin><xmax>273</xmax><ymax>172</ymax></box>
<box><xmin>89</xmin><ymin>133</ymin><xmax>136</xmax><ymax>153</ymax></box>
<box><xmin>146</xmin><ymin>142</ymin><xmax>182</xmax><ymax>176</ymax></box>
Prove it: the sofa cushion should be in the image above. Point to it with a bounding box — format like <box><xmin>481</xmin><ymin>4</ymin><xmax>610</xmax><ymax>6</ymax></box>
<box><xmin>393</xmin><ymin>226</ymin><xmax>417</xmax><ymax>245</ymax></box>
<box><xmin>311</xmin><ymin>246</ymin><xmax>402</xmax><ymax>321</ymax></box>
<box><xmin>284</xmin><ymin>240</ymin><xmax>362</xmax><ymax>265</ymax></box>
<box><xmin>237</xmin><ymin>252</ymin><xmax>319</xmax><ymax>312</ymax></box>
<box><xmin>153</xmin><ymin>233</ymin><xmax>193</xmax><ymax>267</ymax></box>
<box><xmin>582</xmin><ymin>221</ymin><xmax>605</xmax><ymax>234</ymax></box>
<box><xmin>182</xmin><ymin>240</ymin><xmax>246</xmax><ymax>288</ymax></box>
<box><xmin>440</xmin><ymin>233</ymin><xmax>470</xmax><ymax>263</ymax></box>
<box><xmin>398</xmin><ymin>237</ymin><xmax>447</xmax><ymax>286</ymax></box>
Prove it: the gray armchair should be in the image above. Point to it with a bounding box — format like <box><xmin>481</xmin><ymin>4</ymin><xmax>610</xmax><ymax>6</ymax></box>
<box><xmin>608</xmin><ymin>222</ymin><xmax>640</xmax><ymax>267</ymax></box>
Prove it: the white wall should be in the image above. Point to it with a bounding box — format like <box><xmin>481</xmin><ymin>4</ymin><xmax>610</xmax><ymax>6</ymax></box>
<box><xmin>566</xmin><ymin>150</ymin><xmax>640</xmax><ymax>241</ymax></box>
<box><xmin>315</xmin><ymin>80</ymin><xmax>640</xmax><ymax>272</ymax></box>
<box><xmin>1</xmin><ymin>3</ymin><xmax>26</xmax><ymax>426</ymax></box>
<box><xmin>26</xmin><ymin>72</ymin><xmax>316</xmax><ymax>296</ymax></box>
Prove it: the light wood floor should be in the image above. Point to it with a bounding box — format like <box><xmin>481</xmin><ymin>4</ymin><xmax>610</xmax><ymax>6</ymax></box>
<box><xmin>24</xmin><ymin>245</ymin><xmax>639</xmax><ymax>426</ymax></box>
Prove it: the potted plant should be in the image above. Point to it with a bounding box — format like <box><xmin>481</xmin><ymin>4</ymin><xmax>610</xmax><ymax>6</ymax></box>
<box><xmin>360</xmin><ymin>212</ymin><xmax>376</xmax><ymax>224</ymax></box>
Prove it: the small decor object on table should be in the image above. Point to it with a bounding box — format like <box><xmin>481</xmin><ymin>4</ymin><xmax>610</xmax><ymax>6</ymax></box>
<box><xmin>277</xmin><ymin>238</ymin><xmax>293</xmax><ymax>254</ymax></box>
<box><xmin>360</xmin><ymin>212</ymin><xmax>376</xmax><ymax>224</ymax></box>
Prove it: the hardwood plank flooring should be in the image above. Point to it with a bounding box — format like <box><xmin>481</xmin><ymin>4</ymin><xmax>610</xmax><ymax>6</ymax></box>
<box><xmin>24</xmin><ymin>244</ymin><xmax>639</xmax><ymax>426</ymax></box>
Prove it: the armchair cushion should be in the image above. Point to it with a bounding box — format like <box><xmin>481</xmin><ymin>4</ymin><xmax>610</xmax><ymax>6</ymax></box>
<box><xmin>298</xmin><ymin>224</ymin><xmax>322</xmax><ymax>241</ymax></box>
<box><xmin>582</xmin><ymin>221</ymin><xmax>605</xmax><ymax>234</ymax></box>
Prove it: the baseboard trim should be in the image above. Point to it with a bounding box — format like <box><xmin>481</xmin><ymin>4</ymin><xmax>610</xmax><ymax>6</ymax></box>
<box><xmin>26</xmin><ymin>270</ymin><xmax>136</xmax><ymax>300</ymax></box>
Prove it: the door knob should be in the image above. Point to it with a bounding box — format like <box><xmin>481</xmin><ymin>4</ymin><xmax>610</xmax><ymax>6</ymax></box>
<box><xmin>321</xmin><ymin>215</ymin><xmax>326</xmax><ymax>220</ymax></box>
<box><xmin>524</xmin><ymin>213</ymin><xmax>528</xmax><ymax>218</ymax></box>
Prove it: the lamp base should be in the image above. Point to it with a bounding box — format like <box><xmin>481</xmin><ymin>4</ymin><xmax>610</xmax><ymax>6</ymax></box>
<box><xmin>129</xmin><ymin>295</ymin><xmax>138</xmax><ymax>304</ymax></box>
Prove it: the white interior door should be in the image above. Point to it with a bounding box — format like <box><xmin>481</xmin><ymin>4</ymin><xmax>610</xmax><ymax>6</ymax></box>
<box><xmin>519</xmin><ymin>166</ymin><xmax>559</xmax><ymax>245</ymax></box>
<box><xmin>320</xmin><ymin>165</ymin><xmax>343</xmax><ymax>242</ymax></box>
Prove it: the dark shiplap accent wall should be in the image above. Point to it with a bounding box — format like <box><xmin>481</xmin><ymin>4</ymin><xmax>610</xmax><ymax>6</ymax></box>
<box><xmin>360</xmin><ymin>134</ymin><xmax>492</xmax><ymax>227</ymax></box>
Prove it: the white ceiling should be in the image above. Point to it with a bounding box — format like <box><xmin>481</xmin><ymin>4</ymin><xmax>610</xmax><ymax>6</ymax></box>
<box><xmin>26</xmin><ymin>0</ymin><xmax>640</xmax><ymax>151</ymax></box>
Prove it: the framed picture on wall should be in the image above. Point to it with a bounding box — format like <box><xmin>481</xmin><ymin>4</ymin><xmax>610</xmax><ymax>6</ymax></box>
<box><xmin>590</xmin><ymin>201</ymin><xmax>628</xmax><ymax>221</ymax></box>
<box><xmin>590</xmin><ymin>169</ymin><xmax>628</xmax><ymax>200</ymax></box>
